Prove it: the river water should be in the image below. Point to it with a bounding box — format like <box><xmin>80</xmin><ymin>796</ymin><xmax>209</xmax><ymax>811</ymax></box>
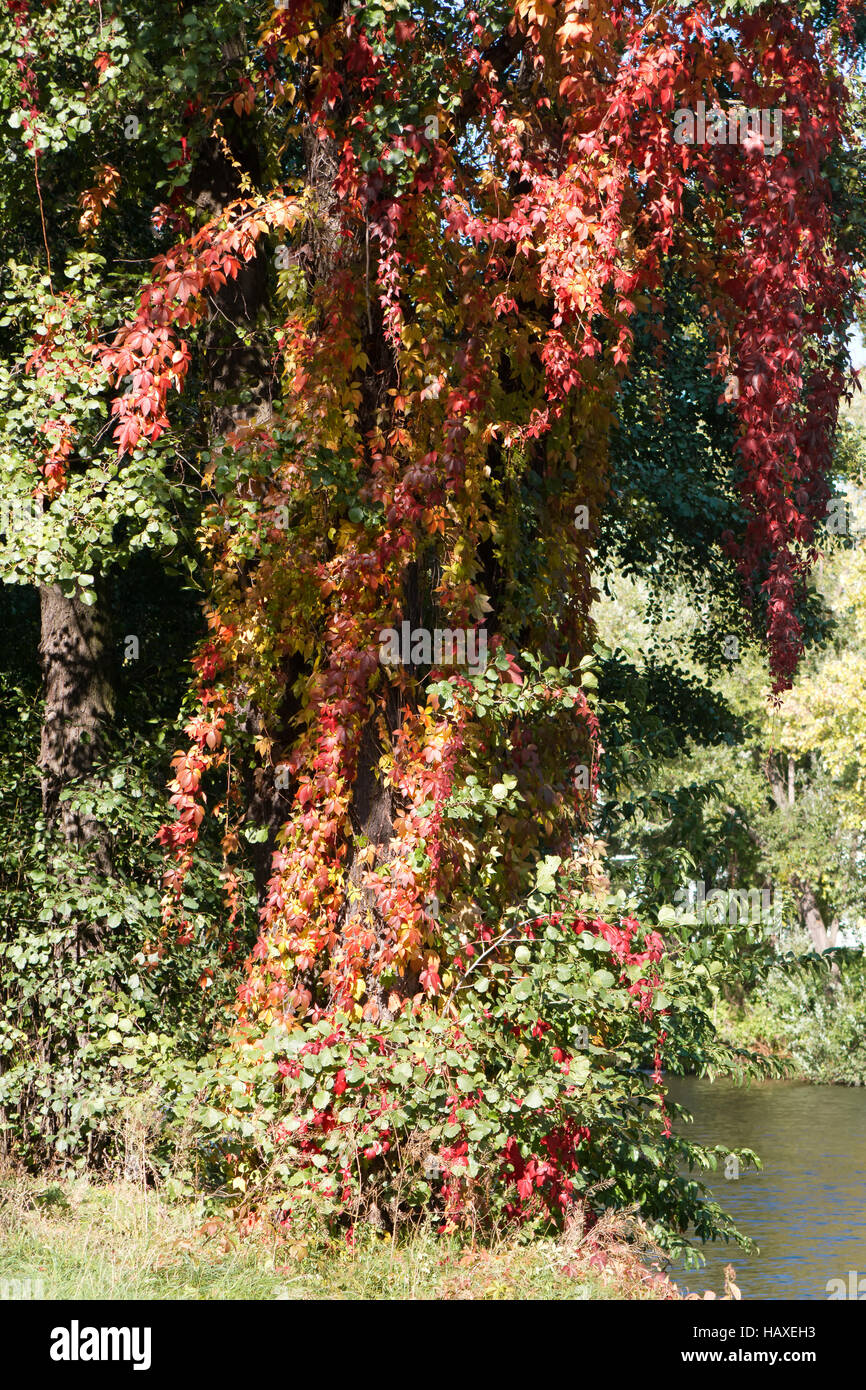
<box><xmin>664</xmin><ymin>1076</ymin><xmax>866</xmax><ymax>1300</ymax></box>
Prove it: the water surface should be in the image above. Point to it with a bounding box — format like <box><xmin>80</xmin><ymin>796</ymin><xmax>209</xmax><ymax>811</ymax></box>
<box><xmin>665</xmin><ymin>1076</ymin><xmax>866</xmax><ymax>1300</ymax></box>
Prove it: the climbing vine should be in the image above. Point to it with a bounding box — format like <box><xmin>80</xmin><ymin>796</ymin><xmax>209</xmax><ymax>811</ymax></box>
<box><xmin>2</xmin><ymin>0</ymin><xmax>863</xmax><ymax>1230</ymax></box>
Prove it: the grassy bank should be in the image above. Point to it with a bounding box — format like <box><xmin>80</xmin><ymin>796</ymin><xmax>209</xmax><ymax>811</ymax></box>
<box><xmin>0</xmin><ymin>1171</ymin><xmax>685</xmax><ymax>1301</ymax></box>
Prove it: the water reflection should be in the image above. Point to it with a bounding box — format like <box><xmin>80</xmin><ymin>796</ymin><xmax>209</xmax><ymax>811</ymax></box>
<box><xmin>664</xmin><ymin>1077</ymin><xmax>866</xmax><ymax>1300</ymax></box>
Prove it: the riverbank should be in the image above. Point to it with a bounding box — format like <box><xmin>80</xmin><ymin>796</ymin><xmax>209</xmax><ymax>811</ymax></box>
<box><xmin>0</xmin><ymin>1172</ymin><xmax>685</xmax><ymax>1301</ymax></box>
<box><xmin>716</xmin><ymin>953</ymin><xmax>866</xmax><ymax>1087</ymax></box>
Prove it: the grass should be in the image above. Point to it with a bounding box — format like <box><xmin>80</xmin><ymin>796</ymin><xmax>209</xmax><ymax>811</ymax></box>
<box><xmin>0</xmin><ymin>1170</ymin><xmax>681</xmax><ymax>1301</ymax></box>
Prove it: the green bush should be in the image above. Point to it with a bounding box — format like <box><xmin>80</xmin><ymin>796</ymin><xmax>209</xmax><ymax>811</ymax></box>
<box><xmin>723</xmin><ymin>948</ymin><xmax>866</xmax><ymax>1086</ymax></box>
<box><xmin>169</xmin><ymin>876</ymin><xmax>774</xmax><ymax>1261</ymax></box>
<box><xmin>0</xmin><ymin>673</ymin><xmax>251</xmax><ymax>1168</ymax></box>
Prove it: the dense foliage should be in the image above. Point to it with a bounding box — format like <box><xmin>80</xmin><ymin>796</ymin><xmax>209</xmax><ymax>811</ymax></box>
<box><xmin>1</xmin><ymin>0</ymin><xmax>865</xmax><ymax>1257</ymax></box>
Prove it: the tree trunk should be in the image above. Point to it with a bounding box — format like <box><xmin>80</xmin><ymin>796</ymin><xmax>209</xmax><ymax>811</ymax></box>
<box><xmin>798</xmin><ymin>883</ymin><xmax>829</xmax><ymax>953</ymax></box>
<box><xmin>39</xmin><ymin>583</ymin><xmax>114</xmax><ymax>875</ymax></box>
<box><xmin>764</xmin><ymin>755</ymin><xmax>788</xmax><ymax>810</ymax></box>
<box><xmin>765</xmin><ymin>757</ymin><xmax>836</xmax><ymax>954</ymax></box>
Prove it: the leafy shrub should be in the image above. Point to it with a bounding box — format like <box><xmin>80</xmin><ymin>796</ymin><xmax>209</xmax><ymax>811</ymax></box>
<box><xmin>0</xmin><ymin>673</ymin><xmax>251</xmax><ymax>1167</ymax></box>
<box><xmin>723</xmin><ymin>947</ymin><xmax>866</xmax><ymax>1086</ymax></box>
<box><xmin>171</xmin><ymin>873</ymin><xmax>772</xmax><ymax>1260</ymax></box>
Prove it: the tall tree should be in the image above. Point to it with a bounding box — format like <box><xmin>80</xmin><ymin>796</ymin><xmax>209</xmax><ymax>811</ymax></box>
<box><xmin>2</xmin><ymin>0</ymin><xmax>866</xmax><ymax>1222</ymax></box>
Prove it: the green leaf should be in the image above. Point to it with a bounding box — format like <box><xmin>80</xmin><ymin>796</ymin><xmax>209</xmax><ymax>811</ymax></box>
<box><xmin>590</xmin><ymin>969</ymin><xmax>617</xmax><ymax>990</ymax></box>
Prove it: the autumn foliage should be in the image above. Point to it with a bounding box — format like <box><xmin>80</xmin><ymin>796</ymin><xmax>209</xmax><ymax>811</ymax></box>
<box><xmin>114</xmin><ymin>2</ymin><xmax>860</xmax><ymax>1032</ymax></box>
<box><xmin>3</xmin><ymin>0</ymin><xmax>863</xmax><ymax>1233</ymax></box>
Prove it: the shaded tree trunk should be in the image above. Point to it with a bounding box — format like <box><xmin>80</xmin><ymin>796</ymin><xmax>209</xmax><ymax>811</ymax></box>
<box><xmin>39</xmin><ymin>583</ymin><xmax>114</xmax><ymax>875</ymax></box>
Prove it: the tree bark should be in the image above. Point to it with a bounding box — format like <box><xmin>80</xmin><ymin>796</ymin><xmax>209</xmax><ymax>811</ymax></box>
<box><xmin>39</xmin><ymin>583</ymin><xmax>114</xmax><ymax>875</ymax></box>
<box><xmin>764</xmin><ymin>755</ymin><xmax>788</xmax><ymax>810</ymax></box>
<box><xmin>797</xmin><ymin>882</ymin><xmax>831</xmax><ymax>953</ymax></box>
